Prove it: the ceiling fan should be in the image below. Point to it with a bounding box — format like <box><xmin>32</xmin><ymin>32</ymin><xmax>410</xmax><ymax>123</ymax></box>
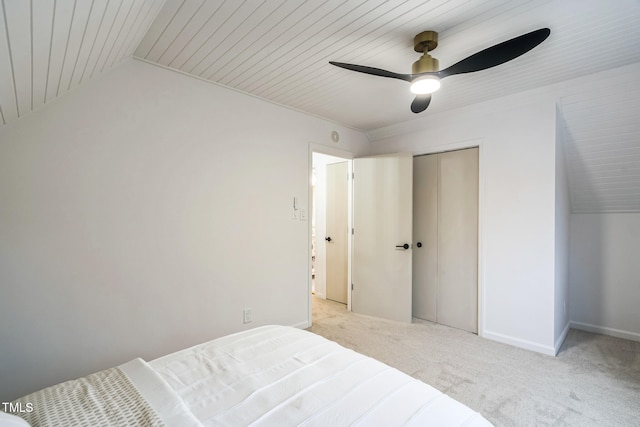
<box><xmin>329</xmin><ymin>28</ymin><xmax>550</xmax><ymax>113</ymax></box>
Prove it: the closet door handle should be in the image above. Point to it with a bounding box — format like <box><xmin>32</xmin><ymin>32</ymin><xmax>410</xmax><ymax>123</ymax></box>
<box><xmin>416</xmin><ymin>242</ymin><xmax>422</xmax><ymax>248</ymax></box>
<box><xmin>396</xmin><ymin>243</ymin><xmax>410</xmax><ymax>250</ymax></box>
<box><xmin>325</xmin><ymin>237</ymin><xmax>332</xmax><ymax>242</ymax></box>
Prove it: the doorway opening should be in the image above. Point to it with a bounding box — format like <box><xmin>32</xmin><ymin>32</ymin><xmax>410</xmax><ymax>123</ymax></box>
<box><xmin>309</xmin><ymin>148</ymin><xmax>353</xmax><ymax>326</ymax></box>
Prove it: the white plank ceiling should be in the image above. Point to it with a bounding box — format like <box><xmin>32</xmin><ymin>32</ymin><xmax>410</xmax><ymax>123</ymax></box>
<box><xmin>1</xmin><ymin>0</ymin><xmax>639</xmax><ymax>212</ymax></box>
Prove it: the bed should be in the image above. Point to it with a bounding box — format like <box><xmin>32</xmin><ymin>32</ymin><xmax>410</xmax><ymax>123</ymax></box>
<box><xmin>4</xmin><ymin>325</ymin><xmax>492</xmax><ymax>426</ymax></box>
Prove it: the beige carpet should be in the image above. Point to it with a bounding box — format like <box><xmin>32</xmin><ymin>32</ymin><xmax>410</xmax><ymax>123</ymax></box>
<box><xmin>308</xmin><ymin>296</ymin><xmax>640</xmax><ymax>426</ymax></box>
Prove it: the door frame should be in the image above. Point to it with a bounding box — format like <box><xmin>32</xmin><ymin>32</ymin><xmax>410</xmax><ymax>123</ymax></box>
<box><xmin>308</xmin><ymin>143</ymin><xmax>354</xmax><ymax>327</ymax></box>
<box><xmin>413</xmin><ymin>139</ymin><xmax>485</xmax><ymax>338</ymax></box>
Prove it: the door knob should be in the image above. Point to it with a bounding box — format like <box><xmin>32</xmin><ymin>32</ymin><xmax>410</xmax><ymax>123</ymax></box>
<box><xmin>325</xmin><ymin>237</ymin><xmax>332</xmax><ymax>242</ymax></box>
<box><xmin>416</xmin><ymin>242</ymin><xmax>422</xmax><ymax>248</ymax></box>
<box><xmin>395</xmin><ymin>243</ymin><xmax>410</xmax><ymax>250</ymax></box>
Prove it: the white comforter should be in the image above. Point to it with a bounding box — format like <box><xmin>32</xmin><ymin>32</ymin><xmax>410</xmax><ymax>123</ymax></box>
<box><xmin>149</xmin><ymin>325</ymin><xmax>492</xmax><ymax>426</ymax></box>
<box><xmin>8</xmin><ymin>325</ymin><xmax>492</xmax><ymax>426</ymax></box>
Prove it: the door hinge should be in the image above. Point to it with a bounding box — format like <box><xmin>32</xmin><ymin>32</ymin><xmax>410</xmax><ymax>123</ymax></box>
<box><xmin>351</xmin><ymin>283</ymin><xmax>354</xmax><ymax>291</ymax></box>
<box><xmin>351</xmin><ymin>228</ymin><xmax>354</xmax><ymax>235</ymax></box>
<box><xmin>352</xmin><ymin>172</ymin><xmax>355</xmax><ymax>179</ymax></box>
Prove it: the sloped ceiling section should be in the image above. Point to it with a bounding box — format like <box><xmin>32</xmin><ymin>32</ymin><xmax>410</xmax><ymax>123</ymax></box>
<box><xmin>560</xmin><ymin>64</ymin><xmax>640</xmax><ymax>213</ymax></box>
<box><xmin>0</xmin><ymin>0</ymin><xmax>165</xmax><ymax>126</ymax></box>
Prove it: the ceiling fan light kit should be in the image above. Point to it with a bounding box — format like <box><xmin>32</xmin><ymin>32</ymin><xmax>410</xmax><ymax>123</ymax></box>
<box><xmin>330</xmin><ymin>28</ymin><xmax>550</xmax><ymax>114</ymax></box>
<box><xmin>410</xmin><ymin>76</ymin><xmax>440</xmax><ymax>94</ymax></box>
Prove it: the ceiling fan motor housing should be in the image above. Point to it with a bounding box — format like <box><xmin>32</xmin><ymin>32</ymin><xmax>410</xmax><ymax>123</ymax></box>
<box><xmin>413</xmin><ymin>31</ymin><xmax>439</xmax><ymax>73</ymax></box>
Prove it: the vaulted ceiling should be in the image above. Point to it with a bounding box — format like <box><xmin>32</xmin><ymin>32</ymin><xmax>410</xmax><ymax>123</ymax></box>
<box><xmin>1</xmin><ymin>0</ymin><xmax>639</xmax><ymax>212</ymax></box>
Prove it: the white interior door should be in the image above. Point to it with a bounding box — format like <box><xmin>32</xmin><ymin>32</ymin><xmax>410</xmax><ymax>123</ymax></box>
<box><xmin>438</xmin><ymin>148</ymin><xmax>478</xmax><ymax>333</ymax></box>
<box><xmin>352</xmin><ymin>152</ymin><xmax>413</xmax><ymax>323</ymax></box>
<box><xmin>326</xmin><ymin>161</ymin><xmax>348</xmax><ymax>304</ymax></box>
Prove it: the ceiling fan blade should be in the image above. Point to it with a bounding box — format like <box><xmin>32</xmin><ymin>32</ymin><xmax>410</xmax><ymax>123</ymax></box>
<box><xmin>438</xmin><ymin>28</ymin><xmax>550</xmax><ymax>78</ymax></box>
<box><xmin>329</xmin><ymin>61</ymin><xmax>412</xmax><ymax>82</ymax></box>
<box><xmin>411</xmin><ymin>94</ymin><xmax>431</xmax><ymax>113</ymax></box>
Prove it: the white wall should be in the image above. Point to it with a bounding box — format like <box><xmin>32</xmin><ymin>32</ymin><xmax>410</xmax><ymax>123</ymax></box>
<box><xmin>569</xmin><ymin>213</ymin><xmax>640</xmax><ymax>341</ymax></box>
<box><xmin>369</xmin><ymin>90</ymin><xmax>559</xmax><ymax>354</ymax></box>
<box><xmin>0</xmin><ymin>59</ymin><xmax>369</xmax><ymax>401</ymax></box>
<box><xmin>554</xmin><ymin>108</ymin><xmax>571</xmax><ymax>348</ymax></box>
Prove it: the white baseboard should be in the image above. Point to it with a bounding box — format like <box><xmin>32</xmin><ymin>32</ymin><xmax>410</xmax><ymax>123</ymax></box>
<box><xmin>570</xmin><ymin>321</ymin><xmax>640</xmax><ymax>342</ymax></box>
<box><xmin>482</xmin><ymin>330</ymin><xmax>557</xmax><ymax>356</ymax></box>
<box><xmin>291</xmin><ymin>320</ymin><xmax>311</xmax><ymax>330</ymax></box>
<box><xmin>554</xmin><ymin>322</ymin><xmax>570</xmax><ymax>355</ymax></box>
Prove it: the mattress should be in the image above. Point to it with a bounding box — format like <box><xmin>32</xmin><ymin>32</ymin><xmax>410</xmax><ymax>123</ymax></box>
<box><xmin>6</xmin><ymin>325</ymin><xmax>492</xmax><ymax>426</ymax></box>
<box><xmin>149</xmin><ymin>325</ymin><xmax>492</xmax><ymax>426</ymax></box>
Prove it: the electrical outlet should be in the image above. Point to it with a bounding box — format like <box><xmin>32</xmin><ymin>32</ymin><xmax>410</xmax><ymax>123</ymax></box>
<box><xmin>243</xmin><ymin>308</ymin><xmax>253</xmax><ymax>324</ymax></box>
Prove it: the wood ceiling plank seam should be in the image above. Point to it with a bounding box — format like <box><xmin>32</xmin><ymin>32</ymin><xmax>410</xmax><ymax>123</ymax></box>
<box><xmin>567</xmin><ymin>132</ymin><xmax>640</xmax><ymax>146</ymax></box>
<box><xmin>262</xmin><ymin>0</ymin><xmax>421</xmax><ymax>101</ymax></box>
<box><xmin>2</xmin><ymin>0</ymin><xmax>31</xmax><ymax>117</ymax></box>
<box><xmin>254</xmin><ymin>0</ymin><xmax>418</xmax><ymax>99</ymax></box>
<box><xmin>53</xmin><ymin>0</ymin><xmax>78</xmax><ymax>97</ymax></box>
<box><xmin>569</xmin><ymin>169</ymin><xmax>640</xmax><ymax>180</ymax></box>
<box><xmin>154</xmin><ymin>0</ymin><xmax>210</xmax><ymax>65</ymax></box>
<box><xmin>30</xmin><ymin>0</ymin><xmax>54</xmax><ymax>110</ymax></box>
<box><xmin>296</xmin><ymin>0</ymin><xmax>465</xmax><ymax>68</ymax></box>
<box><xmin>567</xmin><ymin>134</ymin><xmax>640</xmax><ymax>150</ymax></box>
<box><xmin>223</xmin><ymin>0</ymin><xmax>353</xmax><ymax>88</ymax></box>
<box><xmin>214</xmin><ymin>0</ymin><xmax>318</xmax><ymax>84</ymax></box>
<box><xmin>567</xmin><ymin>154</ymin><xmax>640</xmax><ymax>169</ymax></box>
<box><xmin>134</xmin><ymin>0</ymin><xmax>184</xmax><ymax>58</ymax></box>
<box><xmin>569</xmin><ymin>168</ymin><xmax>640</xmax><ymax>178</ymax></box>
<box><xmin>95</xmin><ymin>0</ymin><xmax>138</xmax><ymax>75</ymax></box>
<box><xmin>100</xmin><ymin>0</ymin><xmax>137</xmax><ymax>71</ymax></box>
<box><xmin>237</xmin><ymin>0</ymin><xmax>376</xmax><ymax>93</ymax></box>
<box><xmin>29</xmin><ymin>0</ymin><xmax>32</xmax><ymax>110</ymax></box>
<box><xmin>571</xmin><ymin>187</ymin><xmax>640</xmax><ymax>196</ymax></box>
<box><xmin>280</xmin><ymin>0</ymin><xmax>475</xmax><ymax>107</ymax></box>
<box><xmin>576</xmin><ymin>198</ymin><xmax>640</xmax><ymax>205</ymax></box>
<box><xmin>436</xmin><ymin>0</ymin><xmax>552</xmax><ymax>41</ymax></box>
<box><xmin>562</xmin><ymin>104</ymin><xmax>640</xmax><ymax>121</ymax></box>
<box><xmin>145</xmin><ymin>0</ymin><xmax>206</xmax><ymax>63</ymax></box>
<box><xmin>123</xmin><ymin>1</ymin><xmax>164</xmax><ymax>60</ymax></box>
<box><xmin>108</xmin><ymin>0</ymin><xmax>146</xmax><ymax>68</ymax></box>
<box><xmin>569</xmin><ymin>150</ymin><xmax>640</xmax><ymax>163</ymax></box>
<box><xmin>201</xmin><ymin>0</ymin><xmax>291</xmax><ymax>81</ymax></box>
<box><xmin>63</xmin><ymin>0</ymin><xmax>95</xmax><ymax>93</ymax></box>
<box><xmin>569</xmin><ymin>159</ymin><xmax>640</xmax><ymax>172</ymax></box>
<box><xmin>160</xmin><ymin>0</ymin><xmax>237</xmax><ymax>69</ymax></box>
<box><xmin>567</xmin><ymin>127</ymin><xmax>640</xmax><ymax>141</ymax></box>
<box><xmin>87</xmin><ymin>0</ymin><xmax>124</xmax><ymax>79</ymax></box>
<box><xmin>208</xmin><ymin>0</ymin><xmax>309</xmax><ymax>83</ymax></box>
<box><xmin>189</xmin><ymin>0</ymin><xmax>273</xmax><ymax>77</ymax></box>
<box><xmin>573</xmin><ymin>196</ymin><xmax>640</xmax><ymax>205</ymax></box>
<box><xmin>181</xmin><ymin>0</ymin><xmax>254</xmax><ymax>74</ymax></box>
<box><xmin>562</xmin><ymin>106</ymin><xmax>640</xmax><ymax>125</ymax></box>
<box><xmin>77</xmin><ymin>0</ymin><xmax>109</xmax><ymax>85</ymax></box>
<box><xmin>280</xmin><ymin>0</ymin><xmax>482</xmax><ymax>101</ymax></box>
<box><xmin>573</xmin><ymin>208</ymin><xmax>640</xmax><ymax>214</ymax></box>
<box><xmin>268</xmin><ymin>0</ymin><xmax>475</xmax><ymax>105</ymax></box>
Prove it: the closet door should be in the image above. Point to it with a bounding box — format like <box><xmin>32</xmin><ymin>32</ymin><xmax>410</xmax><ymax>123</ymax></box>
<box><xmin>412</xmin><ymin>154</ymin><xmax>438</xmax><ymax>322</ymax></box>
<box><xmin>412</xmin><ymin>148</ymin><xmax>478</xmax><ymax>333</ymax></box>
<box><xmin>437</xmin><ymin>148</ymin><xmax>478</xmax><ymax>333</ymax></box>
